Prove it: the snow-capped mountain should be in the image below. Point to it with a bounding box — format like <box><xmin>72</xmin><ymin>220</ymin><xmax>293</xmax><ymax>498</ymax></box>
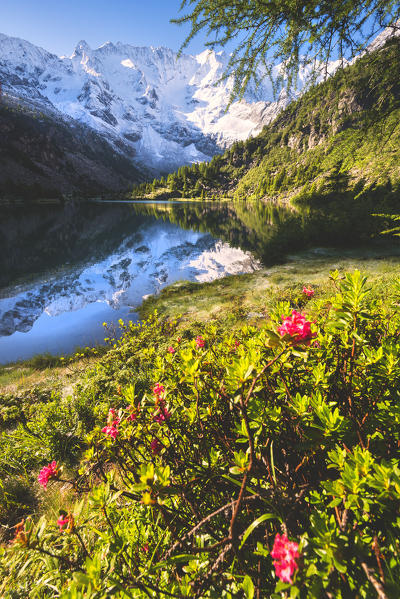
<box><xmin>0</xmin><ymin>28</ymin><xmax>397</xmax><ymax>175</ymax></box>
<box><xmin>0</xmin><ymin>33</ymin><xmax>303</xmax><ymax>173</ymax></box>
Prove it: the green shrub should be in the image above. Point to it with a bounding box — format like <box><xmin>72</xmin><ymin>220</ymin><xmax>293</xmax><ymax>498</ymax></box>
<box><xmin>2</xmin><ymin>272</ymin><xmax>400</xmax><ymax>598</ymax></box>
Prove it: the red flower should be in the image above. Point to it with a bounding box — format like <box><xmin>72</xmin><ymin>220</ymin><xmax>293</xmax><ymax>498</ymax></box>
<box><xmin>153</xmin><ymin>383</ymin><xmax>165</xmax><ymax>399</ymax></box>
<box><xmin>167</xmin><ymin>346</ymin><xmax>175</xmax><ymax>354</ymax></box>
<box><xmin>303</xmin><ymin>285</ymin><xmax>315</xmax><ymax>298</ymax></box>
<box><xmin>271</xmin><ymin>533</ymin><xmax>300</xmax><ymax>584</ymax></box>
<box><xmin>150</xmin><ymin>439</ymin><xmax>163</xmax><ymax>454</ymax></box>
<box><xmin>153</xmin><ymin>402</ymin><xmax>171</xmax><ymax>423</ymax></box>
<box><xmin>196</xmin><ymin>336</ymin><xmax>205</xmax><ymax>348</ymax></box>
<box><xmin>102</xmin><ymin>425</ymin><xmax>119</xmax><ymax>439</ymax></box>
<box><xmin>277</xmin><ymin>310</ymin><xmax>316</xmax><ymax>345</ymax></box>
<box><xmin>57</xmin><ymin>514</ymin><xmax>73</xmax><ymax>532</ymax></box>
<box><xmin>38</xmin><ymin>460</ymin><xmax>58</xmax><ymax>489</ymax></box>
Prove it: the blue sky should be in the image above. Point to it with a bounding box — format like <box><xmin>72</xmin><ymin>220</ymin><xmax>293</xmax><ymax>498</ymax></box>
<box><xmin>0</xmin><ymin>0</ymin><xmax>211</xmax><ymax>56</ymax></box>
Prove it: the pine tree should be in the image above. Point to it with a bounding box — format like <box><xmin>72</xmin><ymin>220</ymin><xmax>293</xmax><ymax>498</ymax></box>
<box><xmin>174</xmin><ymin>1</ymin><xmax>400</xmax><ymax>99</ymax></box>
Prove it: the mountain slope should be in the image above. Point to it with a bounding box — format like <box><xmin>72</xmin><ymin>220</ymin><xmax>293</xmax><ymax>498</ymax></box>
<box><xmin>0</xmin><ymin>96</ymin><xmax>144</xmax><ymax>198</ymax></box>
<box><xmin>0</xmin><ymin>32</ymin><xmax>315</xmax><ymax>174</ymax></box>
<box><xmin>145</xmin><ymin>36</ymin><xmax>400</xmax><ymax>212</ymax></box>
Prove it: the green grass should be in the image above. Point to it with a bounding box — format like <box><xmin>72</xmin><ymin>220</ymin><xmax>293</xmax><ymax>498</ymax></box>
<box><xmin>139</xmin><ymin>249</ymin><xmax>400</xmax><ymax>323</ymax></box>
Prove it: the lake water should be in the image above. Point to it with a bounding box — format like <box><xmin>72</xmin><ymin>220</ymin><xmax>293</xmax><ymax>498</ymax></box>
<box><xmin>0</xmin><ymin>199</ymin><xmax>398</xmax><ymax>364</ymax></box>
<box><xmin>0</xmin><ymin>201</ymin><xmax>260</xmax><ymax>363</ymax></box>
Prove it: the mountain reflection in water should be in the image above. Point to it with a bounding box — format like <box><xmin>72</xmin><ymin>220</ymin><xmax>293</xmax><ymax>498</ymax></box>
<box><xmin>0</xmin><ymin>198</ymin><xmax>398</xmax><ymax>364</ymax></box>
<box><xmin>0</xmin><ymin>201</ymin><xmax>260</xmax><ymax>363</ymax></box>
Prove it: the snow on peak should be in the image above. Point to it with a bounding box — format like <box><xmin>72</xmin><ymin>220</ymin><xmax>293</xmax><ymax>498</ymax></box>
<box><xmin>71</xmin><ymin>39</ymin><xmax>91</xmax><ymax>57</ymax></box>
<box><xmin>0</xmin><ymin>27</ymin><xmax>396</xmax><ymax>173</ymax></box>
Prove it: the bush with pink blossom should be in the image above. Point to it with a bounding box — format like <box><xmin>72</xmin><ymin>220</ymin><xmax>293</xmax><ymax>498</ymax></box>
<box><xmin>2</xmin><ymin>272</ymin><xmax>400</xmax><ymax>598</ymax></box>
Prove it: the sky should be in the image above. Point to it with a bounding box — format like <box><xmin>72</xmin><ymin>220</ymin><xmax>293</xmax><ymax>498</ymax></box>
<box><xmin>0</xmin><ymin>0</ymin><xmax>212</xmax><ymax>56</ymax></box>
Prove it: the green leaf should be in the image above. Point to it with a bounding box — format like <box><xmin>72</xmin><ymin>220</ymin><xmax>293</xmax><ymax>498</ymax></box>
<box><xmin>240</xmin><ymin>513</ymin><xmax>277</xmax><ymax>549</ymax></box>
<box><xmin>229</xmin><ymin>466</ymin><xmax>243</xmax><ymax>475</ymax></box>
<box><xmin>242</xmin><ymin>575</ymin><xmax>254</xmax><ymax>599</ymax></box>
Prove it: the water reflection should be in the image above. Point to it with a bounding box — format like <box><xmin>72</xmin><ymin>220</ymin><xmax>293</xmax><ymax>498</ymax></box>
<box><xmin>0</xmin><ymin>201</ymin><xmax>259</xmax><ymax>363</ymax></box>
<box><xmin>0</xmin><ymin>198</ymin><xmax>398</xmax><ymax>363</ymax></box>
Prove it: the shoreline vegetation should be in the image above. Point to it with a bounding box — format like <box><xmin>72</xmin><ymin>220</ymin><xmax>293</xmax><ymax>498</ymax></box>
<box><xmin>2</xmin><ymin>244</ymin><xmax>399</xmax><ymax>377</ymax></box>
<box><xmin>1</xmin><ymin>264</ymin><xmax>400</xmax><ymax>596</ymax></box>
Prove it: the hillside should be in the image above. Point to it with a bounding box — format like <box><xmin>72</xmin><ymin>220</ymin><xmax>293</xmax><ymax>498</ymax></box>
<box><xmin>142</xmin><ymin>36</ymin><xmax>400</xmax><ymax>213</ymax></box>
<box><xmin>0</xmin><ymin>97</ymin><xmax>145</xmax><ymax>199</ymax></box>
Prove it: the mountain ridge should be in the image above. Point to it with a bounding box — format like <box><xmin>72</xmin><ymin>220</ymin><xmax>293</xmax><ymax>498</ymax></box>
<box><xmin>0</xmin><ymin>31</ymin><xmax>311</xmax><ymax>175</ymax></box>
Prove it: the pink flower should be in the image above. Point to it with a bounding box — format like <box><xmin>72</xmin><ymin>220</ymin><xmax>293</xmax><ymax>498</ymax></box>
<box><xmin>303</xmin><ymin>286</ymin><xmax>315</xmax><ymax>298</ymax></box>
<box><xmin>196</xmin><ymin>336</ymin><xmax>205</xmax><ymax>348</ymax></box>
<box><xmin>102</xmin><ymin>425</ymin><xmax>119</xmax><ymax>439</ymax></box>
<box><xmin>167</xmin><ymin>346</ymin><xmax>175</xmax><ymax>354</ymax></box>
<box><xmin>277</xmin><ymin>310</ymin><xmax>316</xmax><ymax>345</ymax></box>
<box><xmin>106</xmin><ymin>408</ymin><xmax>120</xmax><ymax>426</ymax></box>
<box><xmin>150</xmin><ymin>439</ymin><xmax>163</xmax><ymax>454</ymax></box>
<box><xmin>38</xmin><ymin>460</ymin><xmax>58</xmax><ymax>489</ymax></box>
<box><xmin>57</xmin><ymin>515</ymin><xmax>70</xmax><ymax>532</ymax></box>
<box><xmin>153</xmin><ymin>383</ymin><xmax>165</xmax><ymax>399</ymax></box>
<box><xmin>153</xmin><ymin>403</ymin><xmax>171</xmax><ymax>423</ymax></box>
<box><xmin>141</xmin><ymin>543</ymin><xmax>149</xmax><ymax>553</ymax></box>
<box><xmin>271</xmin><ymin>533</ymin><xmax>300</xmax><ymax>584</ymax></box>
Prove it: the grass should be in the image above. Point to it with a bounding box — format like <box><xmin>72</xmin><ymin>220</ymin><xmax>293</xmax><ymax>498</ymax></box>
<box><xmin>139</xmin><ymin>248</ymin><xmax>400</xmax><ymax>322</ymax></box>
<box><xmin>0</xmin><ymin>351</ymin><xmax>102</xmax><ymax>395</ymax></box>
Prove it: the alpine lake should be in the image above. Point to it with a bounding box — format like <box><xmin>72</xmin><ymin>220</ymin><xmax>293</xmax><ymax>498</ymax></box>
<box><xmin>0</xmin><ymin>198</ymin><xmax>399</xmax><ymax>364</ymax></box>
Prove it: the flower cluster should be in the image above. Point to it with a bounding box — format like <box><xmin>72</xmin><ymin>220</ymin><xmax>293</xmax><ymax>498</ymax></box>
<box><xmin>278</xmin><ymin>310</ymin><xmax>316</xmax><ymax>345</ymax></box>
<box><xmin>153</xmin><ymin>383</ymin><xmax>165</xmax><ymax>403</ymax></box>
<box><xmin>38</xmin><ymin>460</ymin><xmax>58</xmax><ymax>489</ymax></box>
<box><xmin>303</xmin><ymin>285</ymin><xmax>315</xmax><ymax>298</ymax></box>
<box><xmin>271</xmin><ymin>533</ymin><xmax>300</xmax><ymax>584</ymax></box>
<box><xmin>57</xmin><ymin>513</ymin><xmax>74</xmax><ymax>533</ymax></box>
<box><xmin>102</xmin><ymin>408</ymin><xmax>120</xmax><ymax>439</ymax></box>
<box><xmin>102</xmin><ymin>424</ymin><xmax>119</xmax><ymax>439</ymax></box>
<box><xmin>195</xmin><ymin>336</ymin><xmax>205</xmax><ymax>348</ymax></box>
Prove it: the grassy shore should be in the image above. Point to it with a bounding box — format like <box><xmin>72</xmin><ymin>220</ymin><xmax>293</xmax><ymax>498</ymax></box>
<box><xmin>2</xmin><ymin>246</ymin><xmax>399</xmax><ymax>397</ymax></box>
<box><xmin>138</xmin><ymin>246</ymin><xmax>400</xmax><ymax>322</ymax></box>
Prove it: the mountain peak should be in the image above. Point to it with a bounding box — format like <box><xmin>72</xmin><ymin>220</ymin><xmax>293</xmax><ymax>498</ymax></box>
<box><xmin>72</xmin><ymin>39</ymin><xmax>91</xmax><ymax>57</ymax></box>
